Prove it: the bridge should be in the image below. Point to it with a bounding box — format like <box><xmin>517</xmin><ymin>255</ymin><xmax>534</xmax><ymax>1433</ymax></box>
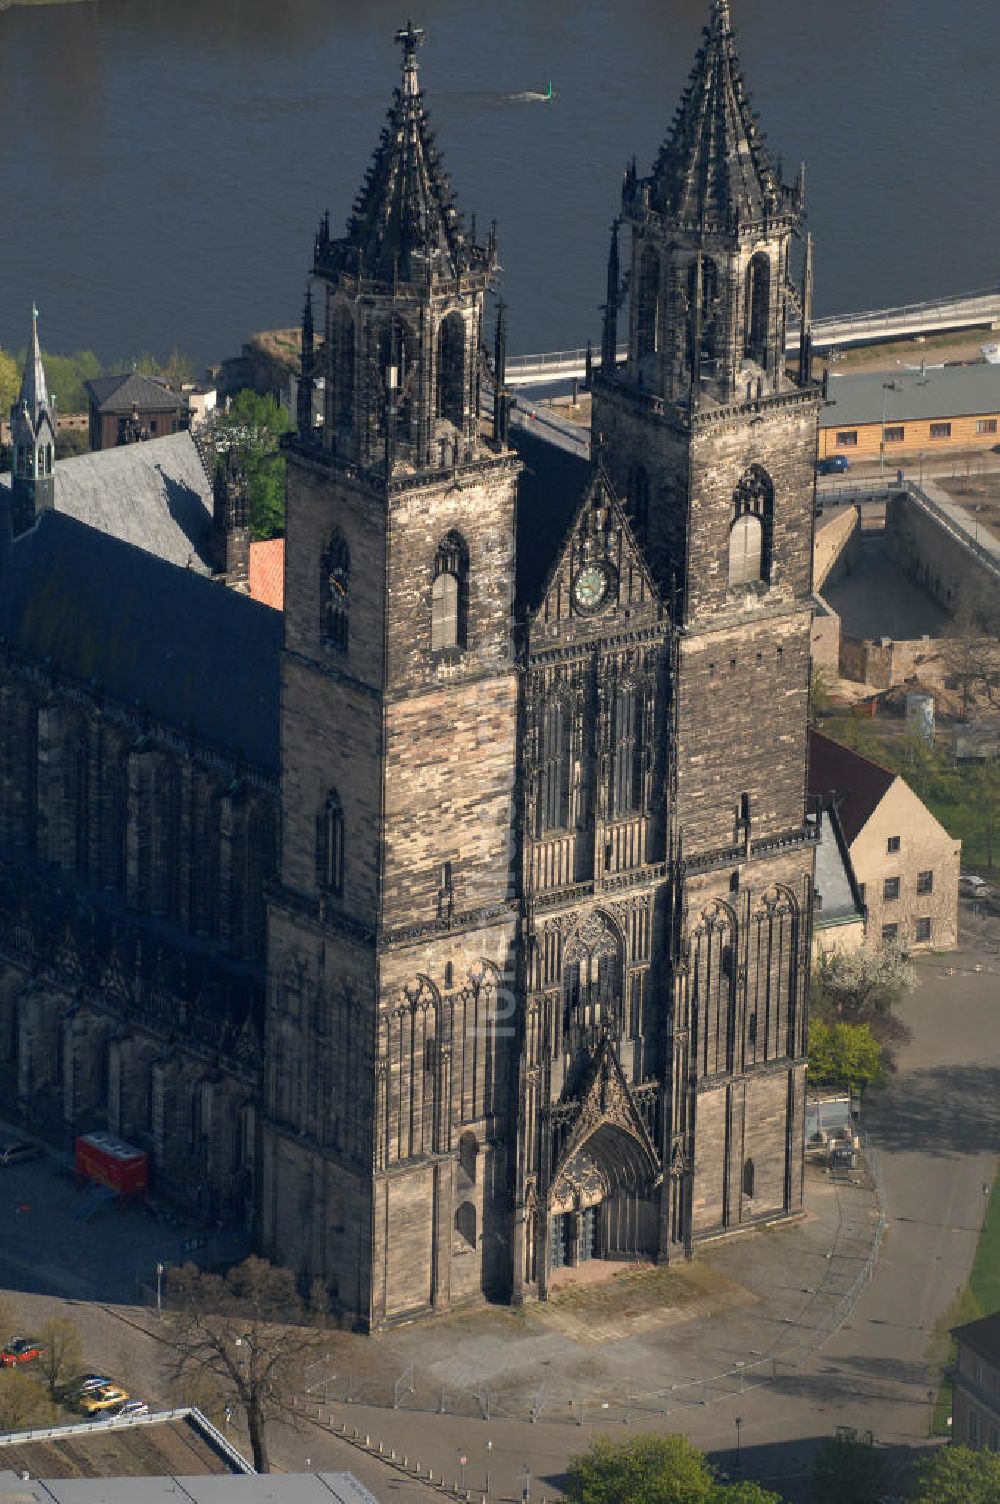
<box><xmin>505</xmin><ymin>284</ymin><xmax>1000</xmax><ymax>388</ymax></box>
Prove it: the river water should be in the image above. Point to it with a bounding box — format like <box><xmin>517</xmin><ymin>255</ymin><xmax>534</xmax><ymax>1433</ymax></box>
<box><xmin>1</xmin><ymin>0</ymin><xmax>998</xmax><ymax>369</ymax></box>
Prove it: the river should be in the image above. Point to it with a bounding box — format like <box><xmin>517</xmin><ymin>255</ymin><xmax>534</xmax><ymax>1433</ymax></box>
<box><xmin>1</xmin><ymin>0</ymin><xmax>998</xmax><ymax>369</ymax></box>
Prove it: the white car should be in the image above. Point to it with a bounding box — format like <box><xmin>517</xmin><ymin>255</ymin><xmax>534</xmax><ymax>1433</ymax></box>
<box><xmin>960</xmin><ymin>873</ymin><xmax>990</xmax><ymax>899</ymax></box>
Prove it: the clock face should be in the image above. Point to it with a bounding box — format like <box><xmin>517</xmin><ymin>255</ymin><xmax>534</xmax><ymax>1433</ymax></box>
<box><xmin>573</xmin><ymin>563</ymin><xmax>610</xmax><ymax>613</ymax></box>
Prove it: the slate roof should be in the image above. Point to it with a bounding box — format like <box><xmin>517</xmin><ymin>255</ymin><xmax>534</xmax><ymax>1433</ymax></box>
<box><xmin>822</xmin><ymin>363</ymin><xmax>1000</xmax><ymax>428</ymax></box>
<box><xmin>647</xmin><ymin>0</ymin><xmax>787</xmax><ymax>227</ymax></box>
<box><xmin>512</xmin><ymin>428</ymin><xmax>591</xmax><ymax>611</ymax></box>
<box><xmin>808</xmin><ymin>730</ymin><xmax>897</xmax><ymax>846</ymax></box>
<box><xmin>814</xmin><ymin>808</ymin><xmax>865</xmax><ymax>927</ymax></box>
<box><xmin>0</xmin><ymin>1472</ymin><xmax>381</xmax><ymax>1504</ymax></box>
<box><xmin>952</xmin><ymin>1310</ymin><xmax>1000</xmax><ymax>1364</ymax></box>
<box><xmin>0</xmin><ymin>511</ymin><xmax>281</xmax><ymax>776</ymax></box>
<box><xmin>0</xmin><ymin>431</ymin><xmax>215</xmax><ymax>573</ymax></box>
<box><xmin>85</xmin><ymin>371</ymin><xmax>186</xmax><ymax>414</ymax></box>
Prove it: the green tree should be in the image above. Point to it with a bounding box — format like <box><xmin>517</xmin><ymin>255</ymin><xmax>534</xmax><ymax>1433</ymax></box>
<box><xmin>563</xmin><ymin>1435</ymin><xmax>781</xmax><ymax>1504</ymax></box>
<box><xmin>165</xmin><ymin>1255</ymin><xmax>324</xmax><ymax>1474</ymax></box>
<box><xmin>910</xmin><ymin>1444</ymin><xmax>1000</xmax><ymax>1503</ymax></box>
<box><xmin>35</xmin><ymin>1316</ymin><xmax>84</xmax><ymax>1402</ymax></box>
<box><xmin>809</xmin><ymin>1434</ymin><xmax>885</xmax><ymax>1504</ymax></box>
<box><xmin>808</xmin><ymin>1018</ymin><xmax>883</xmax><ymax>1092</ymax></box>
<box><xmin>0</xmin><ymin>348</ymin><xmax>19</xmax><ymax>415</ymax></box>
<box><xmin>205</xmin><ymin>389</ymin><xmax>292</xmax><ymax>540</ymax></box>
<box><xmin>41</xmin><ymin>349</ymin><xmax>103</xmax><ymax>413</ymax></box>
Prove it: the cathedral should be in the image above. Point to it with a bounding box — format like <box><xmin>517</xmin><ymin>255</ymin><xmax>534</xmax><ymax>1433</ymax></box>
<box><xmin>0</xmin><ymin>0</ymin><xmax>821</xmax><ymax>1327</ymax></box>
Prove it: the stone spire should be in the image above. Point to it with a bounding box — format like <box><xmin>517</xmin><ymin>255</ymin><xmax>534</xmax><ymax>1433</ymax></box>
<box><xmin>9</xmin><ymin>303</ymin><xmax>57</xmax><ymax>536</ymax></box>
<box><xmin>326</xmin><ymin>20</ymin><xmax>489</xmax><ymax>285</ymax></box>
<box><xmin>17</xmin><ymin>303</ymin><xmax>50</xmax><ymax>424</ymax></box>
<box><xmin>648</xmin><ymin>0</ymin><xmax>792</xmax><ymax>228</ymax></box>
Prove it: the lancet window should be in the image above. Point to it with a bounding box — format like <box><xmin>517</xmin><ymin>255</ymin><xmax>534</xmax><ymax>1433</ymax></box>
<box><xmin>322</xmin><ymin>529</ymin><xmax>350</xmax><ymax>651</ymax></box>
<box><xmin>431</xmin><ymin>531</ymin><xmax>469</xmax><ymax>651</ymax></box>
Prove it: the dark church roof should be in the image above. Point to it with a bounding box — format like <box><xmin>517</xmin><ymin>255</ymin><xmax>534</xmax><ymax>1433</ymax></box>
<box><xmin>808</xmin><ymin>730</ymin><xmax>897</xmax><ymax>846</ymax></box>
<box><xmin>512</xmin><ymin>429</ymin><xmax>591</xmax><ymax>612</ymax></box>
<box><xmin>1</xmin><ymin>431</ymin><xmax>215</xmax><ymax>573</ymax></box>
<box><xmin>320</xmin><ymin>24</ymin><xmax>494</xmax><ymax>287</ymax></box>
<box><xmin>0</xmin><ymin>512</ymin><xmax>281</xmax><ymax>776</ymax></box>
<box><xmin>85</xmin><ymin>371</ymin><xmax>186</xmax><ymax>414</ymax></box>
<box><xmin>647</xmin><ymin>0</ymin><xmax>786</xmax><ymax>227</ymax></box>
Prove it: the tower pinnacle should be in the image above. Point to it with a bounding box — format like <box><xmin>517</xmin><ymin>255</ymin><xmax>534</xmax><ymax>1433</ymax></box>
<box><xmin>395</xmin><ymin>19</ymin><xmax>425</xmax><ymax>95</ymax></box>
<box><xmin>9</xmin><ymin>302</ymin><xmax>57</xmax><ymax>536</ymax></box>
<box><xmin>19</xmin><ymin>302</ymin><xmax>50</xmax><ymax>419</ymax></box>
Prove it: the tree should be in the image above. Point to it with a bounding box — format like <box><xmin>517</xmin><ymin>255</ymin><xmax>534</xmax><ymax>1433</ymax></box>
<box><xmin>814</xmin><ymin>944</ymin><xmax>915</xmax><ymax>1023</ymax></box>
<box><xmin>910</xmin><ymin>1444</ymin><xmax>1000</xmax><ymax>1504</ymax></box>
<box><xmin>563</xmin><ymin>1435</ymin><xmax>781</xmax><ymax>1504</ymax></box>
<box><xmin>809</xmin><ymin>1434</ymin><xmax>886</xmax><ymax>1504</ymax></box>
<box><xmin>944</xmin><ymin>589</ymin><xmax>1000</xmax><ymax>722</ymax></box>
<box><xmin>35</xmin><ymin>1316</ymin><xmax>84</xmax><ymax>1402</ymax></box>
<box><xmin>0</xmin><ymin>1368</ymin><xmax>49</xmax><ymax>1432</ymax></box>
<box><xmin>203</xmin><ymin>390</ymin><xmax>293</xmax><ymax>540</ymax></box>
<box><xmin>808</xmin><ymin>1018</ymin><xmax>884</xmax><ymax>1093</ymax></box>
<box><xmin>0</xmin><ymin>348</ymin><xmax>19</xmax><ymax>416</ymax></box>
<box><xmin>165</xmin><ymin>1255</ymin><xmax>324</xmax><ymax>1473</ymax></box>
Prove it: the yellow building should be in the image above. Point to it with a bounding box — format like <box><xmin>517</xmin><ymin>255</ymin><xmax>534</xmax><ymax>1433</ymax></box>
<box><xmin>819</xmin><ymin>363</ymin><xmax>1000</xmax><ymax>462</ymax></box>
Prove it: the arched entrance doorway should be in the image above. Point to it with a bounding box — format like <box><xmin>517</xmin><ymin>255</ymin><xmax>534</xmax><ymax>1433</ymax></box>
<box><xmin>547</xmin><ymin>1120</ymin><xmax>658</xmax><ymax>1277</ymax></box>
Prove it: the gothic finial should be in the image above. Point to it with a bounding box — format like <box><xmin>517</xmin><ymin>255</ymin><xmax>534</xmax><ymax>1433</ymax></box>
<box><xmin>712</xmin><ymin>0</ymin><xmax>731</xmax><ymax>32</ymax></box>
<box><xmin>395</xmin><ymin>18</ymin><xmax>425</xmax><ymax>94</ymax></box>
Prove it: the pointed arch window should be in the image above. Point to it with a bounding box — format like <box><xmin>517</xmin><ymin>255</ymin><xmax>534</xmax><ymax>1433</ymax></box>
<box><xmin>688</xmin><ymin>256</ymin><xmax>719</xmax><ymax>370</ymax></box>
<box><xmin>322</xmin><ymin>529</ymin><xmax>350</xmax><ymax>652</ymax></box>
<box><xmin>379</xmin><ymin>316</ymin><xmax>414</xmax><ymax>445</ymax></box>
<box><xmin>431</xmin><ymin>531</ymin><xmax>469</xmax><ymax>651</ymax></box>
<box><xmin>329</xmin><ymin>305</ymin><xmax>355</xmax><ymax>433</ymax></box>
<box><xmin>728</xmin><ymin>464</ymin><xmax>774</xmax><ymax>588</ymax></box>
<box><xmin>745</xmin><ymin>253</ymin><xmax>771</xmax><ymax>366</ymax></box>
<box><xmin>437</xmin><ymin>312</ymin><xmax>466</xmax><ymax>430</ymax></box>
<box><xmin>612</xmin><ymin>682</ymin><xmax>646</xmax><ymax>816</ymax></box>
<box><xmin>317</xmin><ymin>789</ymin><xmax>345</xmax><ymax>899</ymax></box>
<box><xmin>539</xmin><ymin>696</ymin><xmax>572</xmax><ymax>833</ymax></box>
<box><xmin>636</xmin><ymin>246</ymin><xmax>660</xmax><ymax>361</ymax></box>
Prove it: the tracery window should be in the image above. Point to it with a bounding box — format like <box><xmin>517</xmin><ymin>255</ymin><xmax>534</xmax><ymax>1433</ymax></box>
<box><xmin>745</xmin><ymin>252</ymin><xmax>771</xmax><ymax>366</ymax></box>
<box><xmin>636</xmin><ymin>246</ymin><xmax>660</xmax><ymax>360</ymax></box>
<box><xmin>728</xmin><ymin>464</ymin><xmax>774</xmax><ymax>588</ymax></box>
<box><xmin>316</xmin><ymin>789</ymin><xmax>345</xmax><ymax>898</ymax></box>
<box><xmin>322</xmin><ymin>529</ymin><xmax>350</xmax><ymax>651</ymax></box>
<box><xmin>437</xmin><ymin>312</ymin><xmax>466</xmax><ymax>429</ymax></box>
<box><xmin>611</xmin><ymin>682</ymin><xmax>645</xmax><ymax>816</ymax></box>
<box><xmin>431</xmin><ymin>531</ymin><xmax>469</xmax><ymax>651</ymax></box>
<box><xmin>539</xmin><ymin>697</ymin><xmax>572</xmax><ymax>832</ymax></box>
<box><xmin>688</xmin><ymin>256</ymin><xmax>719</xmax><ymax>366</ymax></box>
<box><xmin>329</xmin><ymin>305</ymin><xmax>355</xmax><ymax>432</ymax></box>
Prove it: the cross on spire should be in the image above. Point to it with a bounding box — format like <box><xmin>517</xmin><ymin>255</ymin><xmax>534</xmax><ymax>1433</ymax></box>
<box><xmin>711</xmin><ymin>0</ymin><xmax>731</xmax><ymax>31</ymax></box>
<box><xmin>395</xmin><ymin>19</ymin><xmax>424</xmax><ymax>91</ymax></box>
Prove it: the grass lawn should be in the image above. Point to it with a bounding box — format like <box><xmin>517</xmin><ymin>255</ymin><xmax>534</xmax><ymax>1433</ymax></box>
<box><xmin>927</xmin><ymin>1169</ymin><xmax>1000</xmax><ymax>1434</ymax></box>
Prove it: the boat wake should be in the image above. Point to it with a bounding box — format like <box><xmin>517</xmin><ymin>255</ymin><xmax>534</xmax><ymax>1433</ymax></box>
<box><xmin>508</xmin><ymin>87</ymin><xmax>554</xmax><ymax>103</ymax></box>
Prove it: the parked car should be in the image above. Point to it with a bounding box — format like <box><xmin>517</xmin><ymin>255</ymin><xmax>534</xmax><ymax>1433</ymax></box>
<box><xmin>68</xmin><ymin>1374</ymin><xmax>114</xmax><ymax>1397</ymax></box>
<box><xmin>0</xmin><ymin>1141</ymin><xmax>42</xmax><ymax>1167</ymax></box>
<box><xmin>817</xmin><ymin>455</ymin><xmax>851</xmax><ymax>475</ymax></box>
<box><xmin>78</xmin><ymin>1384</ymin><xmax>129</xmax><ymax>1416</ymax></box>
<box><xmin>960</xmin><ymin>873</ymin><xmax>991</xmax><ymax>899</ymax></box>
<box><xmin>115</xmin><ymin>1399</ymin><xmax>149</xmax><ymax>1417</ymax></box>
<box><xmin>0</xmin><ymin>1338</ymin><xmax>43</xmax><ymax>1367</ymax></box>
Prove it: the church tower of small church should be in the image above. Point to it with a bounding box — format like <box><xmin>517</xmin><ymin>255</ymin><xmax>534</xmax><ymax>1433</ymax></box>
<box><xmin>9</xmin><ymin>306</ymin><xmax>57</xmax><ymax>537</ymax></box>
<box><xmin>261</xmin><ymin>24</ymin><xmax>522</xmax><ymax>1324</ymax></box>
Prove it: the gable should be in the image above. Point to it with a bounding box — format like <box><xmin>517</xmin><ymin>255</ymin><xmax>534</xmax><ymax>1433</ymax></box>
<box><xmin>528</xmin><ymin>463</ymin><xmax>661</xmax><ymax>632</ymax></box>
<box><xmin>852</xmin><ymin>775</ymin><xmax>958</xmax><ymax>857</ymax></box>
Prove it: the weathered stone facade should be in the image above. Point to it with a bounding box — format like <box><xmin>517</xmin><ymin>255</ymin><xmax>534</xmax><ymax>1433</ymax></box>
<box><xmin>0</xmin><ymin>2</ymin><xmax>820</xmax><ymax>1328</ymax></box>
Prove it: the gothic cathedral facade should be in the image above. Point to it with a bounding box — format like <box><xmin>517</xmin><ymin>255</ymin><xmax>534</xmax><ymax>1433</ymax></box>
<box><xmin>259</xmin><ymin>0</ymin><xmax>822</xmax><ymax>1325</ymax></box>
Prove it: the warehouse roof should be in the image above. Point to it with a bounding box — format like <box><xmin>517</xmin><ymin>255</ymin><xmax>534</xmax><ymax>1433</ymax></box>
<box><xmin>821</xmin><ymin>362</ymin><xmax>1000</xmax><ymax>428</ymax></box>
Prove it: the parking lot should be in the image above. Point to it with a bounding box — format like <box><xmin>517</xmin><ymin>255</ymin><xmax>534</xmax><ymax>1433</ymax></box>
<box><xmin>0</xmin><ymin>1118</ymin><xmax>248</xmax><ymax>1305</ymax></box>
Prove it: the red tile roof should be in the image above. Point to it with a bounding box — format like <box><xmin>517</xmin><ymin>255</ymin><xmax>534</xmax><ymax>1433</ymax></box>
<box><xmin>249</xmin><ymin>538</ymin><xmax>284</xmax><ymax>612</ymax></box>
<box><xmin>808</xmin><ymin>729</ymin><xmax>897</xmax><ymax>846</ymax></box>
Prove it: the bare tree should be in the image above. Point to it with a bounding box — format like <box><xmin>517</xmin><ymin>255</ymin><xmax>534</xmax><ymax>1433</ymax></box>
<box><xmin>35</xmin><ymin>1317</ymin><xmax>84</xmax><ymax>1403</ymax></box>
<box><xmin>165</xmin><ymin>1256</ymin><xmax>325</xmax><ymax>1473</ymax></box>
<box><xmin>0</xmin><ymin>1368</ymin><xmax>49</xmax><ymax>1432</ymax></box>
<box><xmin>944</xmin><ymin>588</ymin><xmax>1000</xmax><ymax>722</ymax></box>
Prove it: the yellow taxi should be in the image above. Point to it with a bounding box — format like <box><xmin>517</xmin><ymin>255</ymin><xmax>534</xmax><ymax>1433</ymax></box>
<box><xmin>78</xmin><ymin>1384</ymin><xmax>129</xmax><ymax>1416</ymax></box>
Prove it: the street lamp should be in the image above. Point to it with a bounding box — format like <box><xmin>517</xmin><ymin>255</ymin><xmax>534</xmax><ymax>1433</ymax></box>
<box><xmin>522</xmin><ymin>1463</ymin><xmax>531</xmax><ymax>1503</ymax></box>
<box><xmin>734</xmin><ymin>1415</ymin><xmax>743</xmax><ymax>1470</ymax></box>
<box><xmin>485</xmin><ymin>1439</ymin><xmax>493</xmax><ymax>1497</ymax></box>
<box><xmin>459</xmin><ymin>1452</ymin><xmax>467</xmax><ymax>1492</ymax></box>
<box><xmin>156</xmin><ymin>1261</ymin><xmax>165</xmax><ymax>1317</ymax></box>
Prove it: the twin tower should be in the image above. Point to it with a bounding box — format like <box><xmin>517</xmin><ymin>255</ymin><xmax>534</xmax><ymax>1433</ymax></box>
<box><xmin>261</xmin><ymin>2</ymin><xmax>822</xmax><ymax>1327</ymax></box>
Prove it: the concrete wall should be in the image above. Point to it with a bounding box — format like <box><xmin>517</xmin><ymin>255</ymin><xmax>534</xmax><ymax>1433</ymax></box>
<box><xmin>814</xmin><ymin>506</ymin><xmax>861</xmax><ymax>593</ymax></box>
<box><xmin>886</xmin><ymin>488</ymin><xmax>999</xmax><ymax>615</ymax></box>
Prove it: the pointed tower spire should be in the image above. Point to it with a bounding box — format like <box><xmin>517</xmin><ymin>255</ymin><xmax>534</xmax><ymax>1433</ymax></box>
<box><xmin>648</xmin><ymin>0</ymin><xmax>787</xmax><ymax>228</ymax></box>
<box><xmin>9</xmin><ymin>303</ymin><xmax>57</xmax><ymax>536</ymax></box>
